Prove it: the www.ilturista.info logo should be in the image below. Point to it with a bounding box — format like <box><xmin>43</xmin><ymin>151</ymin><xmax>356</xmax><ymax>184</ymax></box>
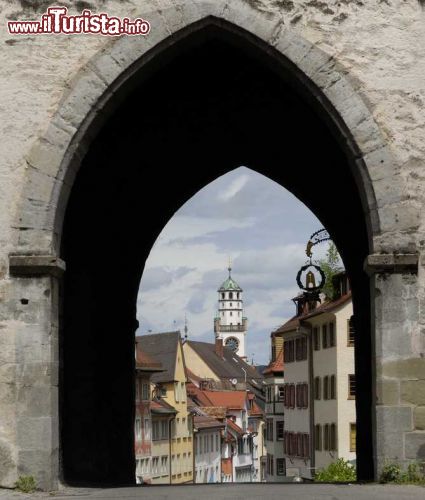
<box><xmin>8</xmin><ymin>6</ymin><xmax>151</xmax><ymax>36</ymax></box>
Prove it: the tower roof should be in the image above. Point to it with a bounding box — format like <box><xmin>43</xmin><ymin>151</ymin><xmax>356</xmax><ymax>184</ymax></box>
<box><xmin>218</xmin><ymin>266</ymin><xmax>242</xmax><ymax>292</ymax></box>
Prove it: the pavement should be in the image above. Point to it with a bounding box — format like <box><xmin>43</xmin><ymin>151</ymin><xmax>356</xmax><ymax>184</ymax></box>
<box><xmin>0</xmin><ymin>483</ymin><xmax>424</xmax><ymax>500</ymax></box>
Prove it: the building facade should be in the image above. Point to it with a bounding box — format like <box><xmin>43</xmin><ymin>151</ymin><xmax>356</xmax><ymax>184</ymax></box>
<box><xmin>134</xmin><ymin>345</ymin><xmax>165</xmax><ymax>484</ymax></box>
<box><xmin>136</xmin><ymin>332</ymin><xmax>194</xmax><ymax>484</ymax></box>
<box><xmin>263</xmin><ymin>349</ymin><xmax>286</xmax><ymax>482</ymax></box>
<box><xmin>277</xmin><ymin>273</ymin><xmax>356</xmax><ymax>479</ymax></box>
<box><xmin>193</xmin><ymin>414</ymin><xmax>224</xmax><ymax>483</ymax></box>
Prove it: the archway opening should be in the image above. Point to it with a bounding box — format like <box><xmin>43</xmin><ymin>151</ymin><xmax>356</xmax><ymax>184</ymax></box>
<box><xmin>61</xmin><ymin>21</ymin><xmax>373</xmax><ymax>485</ymax></box>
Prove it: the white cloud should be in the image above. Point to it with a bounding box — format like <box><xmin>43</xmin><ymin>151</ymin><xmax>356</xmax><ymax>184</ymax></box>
<box><xmin>136</xmin><ymin>167</ymin><xmax>333</xmax><ymax>364</ymax></box>
<box><xmin>217</xmin><ymin>173</ymin><xmax>250</xmax><ymax>201</ymax></box>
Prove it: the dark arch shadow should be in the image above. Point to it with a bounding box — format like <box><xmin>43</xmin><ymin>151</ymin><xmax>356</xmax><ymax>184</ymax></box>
<box><xmin>60</xmin><ymin>20</ymin><xmax>374</xmax><ymax>485</ymax></box>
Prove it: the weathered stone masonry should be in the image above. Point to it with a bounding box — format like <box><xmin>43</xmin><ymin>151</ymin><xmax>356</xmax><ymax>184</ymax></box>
<box><xmin>0</xmin><ymin>0</ymin><xmax>424</xmax><ymax>490</ymax></box>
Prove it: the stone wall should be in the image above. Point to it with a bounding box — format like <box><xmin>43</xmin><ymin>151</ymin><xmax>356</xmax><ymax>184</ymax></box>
<box><xmin>0</xmin><ymin>0</ymin><xmax>424</xmax><ymax>490</ymax></box>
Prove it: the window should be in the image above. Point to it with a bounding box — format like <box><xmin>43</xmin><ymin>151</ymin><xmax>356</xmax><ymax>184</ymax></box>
<box><xmin>230</xmin><ymin>311</ymin><xmax>232</xmax><ymax>316</ymax></box>
<box><xmin>216</xmin><ymin>433</ymin><xmax>219</xmax><ymax>452</ymax></box>
<box><xmin>322</xmin><ymin>324</ymin><xmax>328</xmax><ymax>348</ymax></box>
<box><xmin>323</xmin><ymin>376</ymin><xmax>329</xmax><ymax>400</ymax></box>
<box><xmin>313</xmin><ymin>327</ymin><xmax>320</xmax><ymax>350</ymax></box>
<box><xmin>266</xmin><ymin>419</ymin><xmax>274</xmax><ymax>441</ymax></box>
<box><xmin>315</xmin><ymin>424</ymin><xmax>322</xmax><ymax>451</ymax></box>
<box><xmin>222</xmin><ymin>293</ymin><xmax>225</xmax><ymax>299</ymax></box>
<box><xmin>302</xmin><ymin>433</ymin><xmax>309</xmax><ymax>458</ymax></box>
<box><xmin>278</xmin><ymin>385</ymin><xmax>285</xmax><ymax>401</ymax></box>
<box><xmin>284</xmin><ymin>339</ymin><xmax>295</xmax><ymax>363</ymax></box>
<box><xmin>348</xmin><ymin>374</ymin><xmax>356</xmax><ymax>399</ymax></box>
<box><xmin>180</xmin><ymin>382</ymin><xmax>186</xmax><ymax>402</ymax></box>
<box><xmin>348</xmin><ymin>316</ymin><xmax>355</xmax><ymax>346</ymax></box>
<box><xmin>277</xmin><ymin>458</ymin><xmax>286</xmax><ymax>476</ymax></box>
<box><xmin>237</xmin><ymin>292</ymin><xmax>240</xmax><ymax>299</ymax></box>
<box><xmin>135</xmin><ymin>379</ymin><xmax>140</xmax><ymax>402</ymax></box>
<box><xmin>296</xmin><ymin>383</ymin><xmax>308</xmax><ymax>408</ymax></box>
<box><xmin>135</xmin><ymin>417</ymin><xmax>141</xmax><ymax>440</ymax></box>
<box><xmin>324</xmin><ymin>424</ymin><xmax>329</xmax><ymax>451</ymax></box>
<box><xmin>210</xmin><ymin>434</ymin><xmax>214</xmax><ymax>452</ymax></box>
<box><xmin>161</xmin><ymin>420</ymin><xmax>168</xmax><ymax>439</ymax></box>
<box><xmin>144</xmin><ymin>418</ymin><xmax>151</xmax><ymax>440</ymax></box>
<box><xmin>296</xmin><ymin>433</ymin><xmax>303</xmax><ymax>457</ymax></box>
<box><xmin>330</xmin><ymin>423</ymin><xmax>337</xmax><ymax>451</ymax></box>
<box><xmin>295</xmin><ymin>337</ymin><xmax>307</xmax><ymax>361</ymax></box>
<box><xmin>350</xmin><ymin>423</ymin><xmax>356</xmax><ymax>452</ymax></box>
<box><xmin>290</xmin><ymin>384</ymin><xmax>295</xmax><ymax>408</ymax></box>
<box><xmin>277</xmin><ymin>421</ymin><xmax>284</xmax><ymax>440</ymax></box>
<box><xmin>329</xmin><ymin>322</ymin><xmax>335</xmax><ymax>347</ymax></box>
<box><xmin>152</xmin><ymin>421</ymin><xmax>160</xmax><ymax>441</ymax></box>
<box><xmin>314</xmin><ymin>377</ymin><xmax>321</xmax><ymax>400</ymax></box>
<box><xmin>229</xmin><ymin>292</ymin><xmax>233</xmax><ymax>299</ymax></box>
<box><xmin>174</xmin><ymin>381</ymin><xmax>179</xmax><ymax>402</ymax></box>
<box><xmin>330</xmin><ymin>375</ymin><xmax>336</xmax><ymax>399</ymax></box>
<box><xmin>142</xmin><ymin>383</ymin><xmax>150</xmax><ymax>401</ymax></box>
<box><xmin>230</xmin><ymin>303</ymin><xmax>232</xmax><ymax>307</ymax></box>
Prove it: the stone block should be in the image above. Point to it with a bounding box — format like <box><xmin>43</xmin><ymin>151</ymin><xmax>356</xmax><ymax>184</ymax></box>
<box><xmin>376</xmin><ymin>379</ymin><xmax>400</xmax><ymax>405</ymax></box>
<box><xmin>401</xmin><ymin>380</ymin><xmax>425</xmax><ymax>406</ymax></box>
<box><xmin>18</xmin><ymin>448</ymin><xmax>58</xmax><ymax>492</ymax></box>
<box><xmin>383</xmin><ymin>358</ymin><xmax>425</xmax><ymax>380</ymax></box>
<box><xmin>376</xmin><ymin>430</ymin><xmax>404</xmax><ymax>459</ymax></box>
<box><xmin>16</xmin><ymin>417</ymin><xmax>54</xmax><ymax>451</ymax></box>
<box><xmin>376</xmin><ymin>406</ymin><xmax>413</xmax><ymax>433</ymax></box>
<box><xmin>414</xmin><ymin>407</ymin><xmax>425</xmax><ymax>430</ymax></box>
<box><xmin>405</xmin><ymin>431</ymin><xmax>425</xmax><ymax>460</ymax></box>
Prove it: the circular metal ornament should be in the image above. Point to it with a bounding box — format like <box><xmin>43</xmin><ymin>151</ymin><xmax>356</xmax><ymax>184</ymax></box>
<box><xmin>296</xmin><ymin>264</ymin><xmax>326</xmax><ymax>293</ymax></box>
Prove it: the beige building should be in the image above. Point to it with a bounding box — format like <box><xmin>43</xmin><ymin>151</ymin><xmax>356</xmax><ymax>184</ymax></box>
<box><xmin>136</xmin><ymin>332</ymin><xmax>194</xmax><ymax>484</ymax></box>
<box><xmin>276</xmin><ymin>273</ymin><xmax>356</xmax><ymax>479</ymax></box>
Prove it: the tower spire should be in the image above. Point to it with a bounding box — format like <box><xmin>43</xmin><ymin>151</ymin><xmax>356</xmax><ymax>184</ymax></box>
<box><xmin>228</xmin><ymin>256</ymin><xmax>232</xmax><ymax>277</ymax></box>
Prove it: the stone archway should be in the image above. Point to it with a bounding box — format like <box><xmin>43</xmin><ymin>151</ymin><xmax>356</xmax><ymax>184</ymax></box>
<box><xmin>6</xmin><ymin>1</ymin><xmax>420</xmax><ymax>491</ymax></box>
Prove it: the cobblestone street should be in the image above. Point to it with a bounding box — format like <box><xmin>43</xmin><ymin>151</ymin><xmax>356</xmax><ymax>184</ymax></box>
<box><xmin>1</xmin><ymin>484</ymin><xmax>424</xmax><ymax>500</ymax></box>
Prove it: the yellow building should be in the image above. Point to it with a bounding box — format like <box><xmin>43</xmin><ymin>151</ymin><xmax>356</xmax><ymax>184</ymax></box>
<box><xmin>136</xmin><ymin>331</ymin><xmax>194</xmax><ymax>484</ymax></box>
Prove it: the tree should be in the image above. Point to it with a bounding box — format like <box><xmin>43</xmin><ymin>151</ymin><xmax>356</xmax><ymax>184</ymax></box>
<box><xmin>318</xmin><ymin>242</ymin><xmax>343</xmax><ymax>301</ymax></box>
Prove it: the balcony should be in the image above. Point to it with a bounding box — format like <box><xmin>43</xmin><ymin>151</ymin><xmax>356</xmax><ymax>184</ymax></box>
<box><xmin>216</xmin><ymin>324</ymin><xmax>245</xmax><ymax>333</ymax></box>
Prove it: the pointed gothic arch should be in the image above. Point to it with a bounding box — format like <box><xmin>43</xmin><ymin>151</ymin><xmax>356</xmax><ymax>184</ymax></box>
<box><xmin>8</xmin><ymin>2</ymin><xmax>410</xmax><ymax>490</ymax></box>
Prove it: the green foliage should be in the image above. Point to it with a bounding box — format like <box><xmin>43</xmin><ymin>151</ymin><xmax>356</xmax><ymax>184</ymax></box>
<box><xmin>15</xmin><ymin>475</ymin><xmax>37</xmax><ymax>493</ymax></box>
<box><xmin>318</xmin><ymin>242</ymin><xmax>343</xmax><ymax>300</ymax></box>
<box><xmin>380</xmin><ymin>461</ymin><xmax>425</xmax><ymax>484</ymax></box>
<box><xmin>314</xmin><ymin>458</ymin><xmax>356</xmax><ymax>482</ymax></box>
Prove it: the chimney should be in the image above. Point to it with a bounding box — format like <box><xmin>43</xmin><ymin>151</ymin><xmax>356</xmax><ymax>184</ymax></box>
<box><xmin>215</xmin><ymin>337</ymin><xmax>224</xmax><ymax>358</ymax></box>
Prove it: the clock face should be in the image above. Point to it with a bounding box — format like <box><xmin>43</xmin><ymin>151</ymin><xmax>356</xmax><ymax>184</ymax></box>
<box><xmin>225</xmin><ymin>337</ymin><xmax>239</xmax><ymax>352</ymax></box>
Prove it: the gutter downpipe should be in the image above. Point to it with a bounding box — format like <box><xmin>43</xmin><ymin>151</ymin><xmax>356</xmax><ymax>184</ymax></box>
<box><xmin>169</xmin><ymin>415</ymin><xmax>176</xmax><ymax>485</ymax></box>
<box><xmin>305</xmin><ymin>322</ymin><xmax>315</xmax><ymax>477</ymax></box>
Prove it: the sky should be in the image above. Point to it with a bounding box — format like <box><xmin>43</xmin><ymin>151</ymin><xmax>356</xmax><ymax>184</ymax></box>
<box><xmin>136</xmin><ymin>166</ymin><xmax>329</xmax><ymax>366</ymax></box>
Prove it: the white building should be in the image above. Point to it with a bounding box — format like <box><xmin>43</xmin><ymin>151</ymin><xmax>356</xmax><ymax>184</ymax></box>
<box><xmin>193</xmin><ymin>414</ymin><xmax>224</xmax><ymax>483</ymax></box>
<box><xmin>263</xmin><ymin>349</ymin><xmax>286</xmax><ymax>481</ymax></box>
<box><xmin>276</xmin><ymin>272</ymin><xmax>356</xmax><ymax>479</ymax></box>
<box><xmin>214</xmin><ymin>266</ymin><xmax>247</xmax><ymax>359</ymax></box>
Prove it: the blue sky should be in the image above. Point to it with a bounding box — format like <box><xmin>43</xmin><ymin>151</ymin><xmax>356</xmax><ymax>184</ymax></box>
<box><xmin>136</xmin><ymin>166</ymin><xmax>328</xmax><ymax>365</ymax></box>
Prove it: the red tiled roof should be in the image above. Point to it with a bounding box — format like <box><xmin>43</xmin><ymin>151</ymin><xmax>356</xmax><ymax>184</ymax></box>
<box><xmin>200</xmin><ymin>390</ymin><xmax>247</xmax><ymax>410</ymax></box>
<box><xmin>249</xmin><ymin>401</ymin><xmax>264</xmax><ymax>417</ymax></box>
<box><xmin>135</xmin><ymin>344</ymin><xmax>164</xmax><ymax>372</ymax></box>
<box><xmin>186</xmin><ymin>367</ymin><xmax>203</xmax><ymax>386</ymax></box>
<box><xmin>263</xmin><ymin>349</ymin><xmax>284</xmax><ymax>375</ymax></box>
<box><xmin>226</xmin><ymin>418</ymin><xmax>244</xmax><ymax>436</ymax></box>
<box><xmin>274</xmin><ymin>292</ymin><xmax>352</xmax><ymax>334</ymax></box>
<box><xmin>194</xmin><ymin>415</ymin><xmax>225</xmax><ymax>430</ymax></box>
<box><xmin>150</xmin><ymin>399</ymin><xmax>177</xmax><ymax>415</ymax></box>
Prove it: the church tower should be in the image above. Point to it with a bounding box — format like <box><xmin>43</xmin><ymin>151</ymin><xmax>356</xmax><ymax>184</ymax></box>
<box><xmin>214</xmin><ymin>264</ymin><xmax>247</xmax><ymax>359</ymax></box>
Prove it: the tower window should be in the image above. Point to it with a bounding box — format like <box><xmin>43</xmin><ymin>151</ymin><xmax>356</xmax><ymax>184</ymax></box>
<box><xmin>230</xmin><ymin>303</ymin><xmax>232</xmax><ymax>307</ymax></box>
<box><xmin>221</xmin><ymin>293</ymin><xmax>225</xmax><ymax>299</ymax></box>
<box><xmin>230</xmin><ymin>311</ymin><xmax>233</xmax><ymax>316</ymax></box>
<box><xmin>237</xmin><ymin>293</ymin><xmax>240</xmax><ymax>299</ymax></box>
<box><xmin>229</xmin><ymin>292</ymin><xmax>233</xmax><ymax>299</ymax></box>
